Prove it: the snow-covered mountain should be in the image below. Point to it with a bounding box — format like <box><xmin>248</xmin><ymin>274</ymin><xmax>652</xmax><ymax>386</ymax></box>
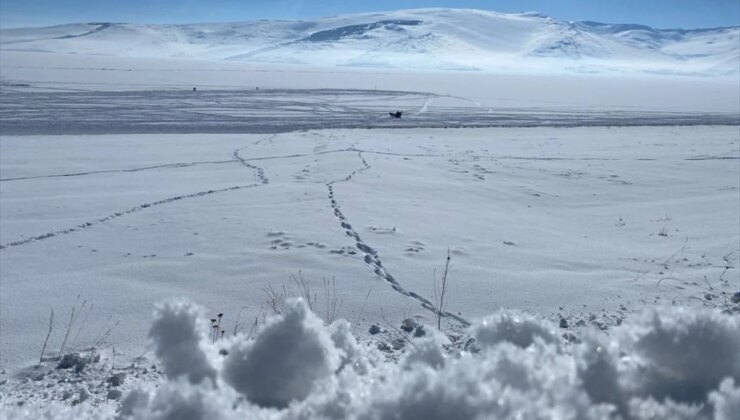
<box><xmin>1</xmin><ymin>8</ymin><xmax>738</xmax><ymax>75</ymax></box>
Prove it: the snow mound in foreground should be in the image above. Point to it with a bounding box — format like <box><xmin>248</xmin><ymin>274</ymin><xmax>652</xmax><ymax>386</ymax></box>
<box><xmin>222</xmin><ymin>299</ymin><xmax>341</xmax><ymax>408</ymax></box>
<box><xmin>149</xmin><ymin>300</ymin><xmax>217</xmax><ymax>384</ymax></box>
<box><xmin>467</xmin><ymin>309</ymin><xmax>559</xmax><ymax>349</ymax></box>
<box><xmin>5</xmin><ymin>299</ymin><xmax>739</xmax><ymax>420</ymax></box>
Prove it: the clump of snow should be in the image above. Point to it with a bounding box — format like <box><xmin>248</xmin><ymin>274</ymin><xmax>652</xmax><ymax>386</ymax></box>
<box><xmin>401</xmin><ymin>329</ymin><xmax>449</xmax><ymax>370</ymax></box>
<box><xmin>628</xmin><ymin>396</ymin><xmax>703</xmax><ymax>420</ymax></box>
<box><xmin>575</xmin><ymin>334</ymin><xmax>625</xmax><ymax>414</ymax></box>
<box><xmin>466</xmin><ymin>309</ymin><xmax>558</xmax><ymax>350</ymax></box>
<box><xmin>329</xmin><ymin>318</ymin><xmax>377</xmax><ymax>374</ymax></box>
<box><xmin>365</xmin><ymin>340</ymin><xmax>614</xmax><ymax>420</ymax></box>
<box><xmin>7</xmin><ymin>300</ymin><xmax>740</xmax><ymax>419</ymax></box>
<box><xmin>617</xmin><ymin>306</ymin><xmax>740</xmax><ymax>404</ymax></box>
<box><xmin>221</xmin><ymin>298</ymin><xmax>341</xmax><ymax>408</ymax></box>
<box><xmin>149</xmin><ymin>299</ymin><xmax>216</xmax><ymax>384</ymax></box>
<box><xmin>1</xmin><ymin>402</ymin><xmax>117</xmax><ymax>420</ymax></box>
<box><xmin>709</xmin><ymin>378</ymin><xmax>740</xmax><ymax>420</ymax></box>
<box><xmin>122</xmin><ymin>380</ymin><xmax>242</xmax><ymax>420</ymax></box>
<box><xmin>117</xmin><ymin>386</ymin><xmax>154</xmax><ymax>419</ymax></box>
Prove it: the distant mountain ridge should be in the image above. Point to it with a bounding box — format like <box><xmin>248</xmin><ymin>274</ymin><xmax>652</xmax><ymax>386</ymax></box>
<box><xmin>1</xmin><ymin>8</ymin><xmax>738</xmax><ymax>75</ymax></box>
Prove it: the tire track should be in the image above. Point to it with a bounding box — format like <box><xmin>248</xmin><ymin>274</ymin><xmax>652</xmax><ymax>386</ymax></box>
<box><xmin>326</xmin><ymin>151</ymin><xmax>470</xmax><ymax>327</ymax></box>
<box><xmin>0</xmin><ymin>184</ymin><xmax>260</xmax><ymax>250</ymax></box>
<box><xmin>414</xmin><ymin>96</ymin><xmax>435</xmax><ymax>116</ymax></box>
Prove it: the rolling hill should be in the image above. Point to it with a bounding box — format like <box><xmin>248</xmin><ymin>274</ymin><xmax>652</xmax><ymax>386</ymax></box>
<box><xmin>1</xmin><ymin>8</ymin><xmax>738</xmax><ymax>75</ymax></box>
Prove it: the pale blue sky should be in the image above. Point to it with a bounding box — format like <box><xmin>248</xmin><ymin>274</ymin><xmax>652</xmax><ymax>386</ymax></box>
<box><xmin>1</xmin><ymin>0</ymin><xmax>738</xmax><ymax>29</ymax></box>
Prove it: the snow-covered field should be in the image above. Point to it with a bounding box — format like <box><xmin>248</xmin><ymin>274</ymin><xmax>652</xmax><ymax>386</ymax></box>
<box><xmin>2</xmin><ymin>124</ymin><xmax>739</xmax><ymax>370</ymax></box>
<box><xmin>1</xmin><ymin>10</ymin><xmax>740</xmax><ymax>417</ymax></box>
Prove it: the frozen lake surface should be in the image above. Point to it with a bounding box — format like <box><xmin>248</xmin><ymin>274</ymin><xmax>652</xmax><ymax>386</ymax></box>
<box><xmin>1</xmin><ymin>87</ymin><xmax>738</xmax><ymax>135</ymax></box>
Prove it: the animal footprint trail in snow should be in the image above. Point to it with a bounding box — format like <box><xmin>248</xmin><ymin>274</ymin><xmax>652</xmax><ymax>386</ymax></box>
<box><xmin>0</xmin><ymin>159</ymin><xmax>235</xmax><ymax>182</ymax></box>
<box><xmin>3</xmin><ymin>144</ymin><xmax>274</xmax><ymax>249</ymax></box>
<box><xmin>0</xmin><ymin>184</ymin><xmax>261</xmax><ymax>250</ymax></box>
<box><xmin>405</xmin><ymin>240</ymin><xmax>426</xmax><ymax>254</ymax></box>
<box><xmin>232</xmin><ymin>148</ymin><xmax>270</xmax><ymax>185</ymax></box>
<box><xmin>325</xmin><ymin>152</ymin><xmax>469</xmax><ymax>327</ymax></box>
<box><xmin>266</xmin><ymin>232</ymin><xmax>327</xmax><ymax>251</ymax></box>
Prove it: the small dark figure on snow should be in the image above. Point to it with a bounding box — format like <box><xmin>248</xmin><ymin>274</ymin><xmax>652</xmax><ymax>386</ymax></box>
<box><xmin>389</xmin><ymin>110</ymin><xmax>403</xmax><ymax>119</ymax></box>
<box><xmin>192</xmin><ymin>87</ymin><xmax>197</xmax><ymax>92</ymax></box>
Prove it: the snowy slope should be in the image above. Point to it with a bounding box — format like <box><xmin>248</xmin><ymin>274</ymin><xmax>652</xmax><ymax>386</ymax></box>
<box><xmin>1</xmin><ymin>8</ymin><xmax>738</xmax><ymax>75</ymax></box>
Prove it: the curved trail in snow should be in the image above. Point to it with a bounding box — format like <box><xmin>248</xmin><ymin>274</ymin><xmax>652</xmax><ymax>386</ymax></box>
<box><xmin>326</xmin><ymin>150</ymin><xmax>470</xmax><ymax>327</ymax></box>
<box><xmin>1</xmin><ymin>143</ymin><xmax>272</xmax><ymax>250</ymax></box>
<box><xmin>232</xmin><ymin>148</ymin><xmax>270</xmax><ymax>185</ymax></box>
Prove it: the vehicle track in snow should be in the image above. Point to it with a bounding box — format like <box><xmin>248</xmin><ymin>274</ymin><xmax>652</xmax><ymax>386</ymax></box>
<box><xmin>326</xmin><ymin>150</ymin><xmax>470</xmax><ymax>327</ymax></box>
<box><xmin>414</xmin><ymin>96</ymin><xmax>435</xmax><ymax>116</ymax></box>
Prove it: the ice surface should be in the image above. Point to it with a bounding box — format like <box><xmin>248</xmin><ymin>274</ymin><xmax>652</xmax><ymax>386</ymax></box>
<box><xmin>1</xmin><ymin>87</ymin><xmax>737</xmax><ymax>136</ymax></box>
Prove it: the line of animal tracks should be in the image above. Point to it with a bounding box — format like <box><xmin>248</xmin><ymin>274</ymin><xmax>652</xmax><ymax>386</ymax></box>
<box><xmin>326</xmin><ymin>150</ymin><xmax>470</xmax><ymax>327</ymax></box>
<box><xmin>0</xmin><ymin>184</ymin><xmax>261</xmax><ymax>249</ymax></box>
<box><xmin>238</xmin><ymin>140</ymin><xmax>469</xmax><ymax>326</ymax></box>
<box><xmin>233</xmin><ymin>147</ymin><xmax>270</xmax><ymax>185</ymax></box>
<box><xmin>0</xmin><ymin>145</ymin><xmax>271</xmax><ymax>250</ymax></box>
<box><xmin>2</xmin><ymin>135</ymin><xmax>468</xmax><ymax>326</ymax></box>
<box><xmin>238</xmin><ymin>141</ymin><xmax>469</xmax><ymax>326</ymax></box>
<box><xmin>0</xmin><ymin>160</ymin><xmax>235</xmax><ymax>182</ymax></box>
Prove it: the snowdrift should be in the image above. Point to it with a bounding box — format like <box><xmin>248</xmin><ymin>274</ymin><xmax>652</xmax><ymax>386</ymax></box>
<box><xmin>5</xmin><ymin>298</ymin><xmax>739</xmax><ymax>420</ymax></box>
